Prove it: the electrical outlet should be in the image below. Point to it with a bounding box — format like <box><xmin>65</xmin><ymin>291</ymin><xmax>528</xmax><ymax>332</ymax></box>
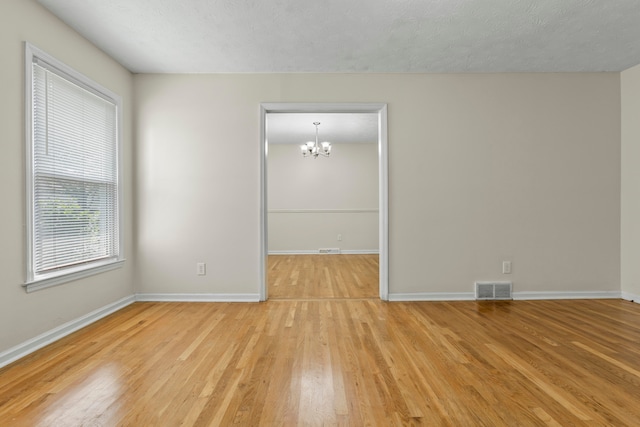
<box><xmin>502</xmin><ymin>261</ymin><xmax>512</xmax><ymax>274</ymax></box>
<box><xmin>197</xmin><ymin>262</ymin><xmax>206</xmax><ymax>276</ymax></box>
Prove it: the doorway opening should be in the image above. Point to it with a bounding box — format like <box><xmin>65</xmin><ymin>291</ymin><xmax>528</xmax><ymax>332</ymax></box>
<box><xmin>260</xmin><ymin>103</ymin><xmax>388</xmax><ymax>301</ymax></box>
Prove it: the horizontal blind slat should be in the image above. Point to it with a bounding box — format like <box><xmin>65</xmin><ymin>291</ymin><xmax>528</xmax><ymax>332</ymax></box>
<box><xmin>31</xmin><ymin>60</ymin><xmax>120</xmax><ymax>277</ymax></box>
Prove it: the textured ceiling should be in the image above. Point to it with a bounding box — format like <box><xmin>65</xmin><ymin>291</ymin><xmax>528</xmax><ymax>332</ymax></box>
<box><xmin>267</xmin><ymin>113</ymin><xmax>378</xmax><ymax>145</ymax></box>
<box><xmin>37</xmin><ymin>0</ymin><xmax>640</xmax><ymax>73</ymax></box>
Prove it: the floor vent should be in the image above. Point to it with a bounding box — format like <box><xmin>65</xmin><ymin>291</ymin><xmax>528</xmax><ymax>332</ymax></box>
<box><xmin>318</xmin><ymin>248</ymin><xmax>341</xmax><ymax>254</ymax></box>
<box><xmin>475</xmin><ymin>282</ymin><xmax>513</xmax><ymax>300</ymax></box>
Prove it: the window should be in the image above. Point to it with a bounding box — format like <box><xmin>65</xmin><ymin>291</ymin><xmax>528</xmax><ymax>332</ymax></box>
<box><xmin>24</xmin><ymin>43</ymin><xmax>124</xmax><ymax>292</ymax></box>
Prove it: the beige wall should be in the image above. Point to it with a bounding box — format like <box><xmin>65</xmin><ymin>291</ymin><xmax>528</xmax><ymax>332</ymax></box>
<box><xmin>0</xmin><ymin>0</ymin><xmax>629</xmax><ymax>364</ymax></box>
<box><xmin>135</xmin><ymin>72</ymin><xmax>621</xmax><ymax>297</ymax></box>
<box><xmin>0</xmin><ymin>0</ymin><xmax>134</xmax><ymax>353</ymax></box>
<box><xmin>268</xmin><ymin>143</ymin><xmax>378</xmax><ymax>252</ymax></box>
<box><xmin>621</xmin><ymin>64</ymin><xmax>640</xmax><ymax>300</ymax></box>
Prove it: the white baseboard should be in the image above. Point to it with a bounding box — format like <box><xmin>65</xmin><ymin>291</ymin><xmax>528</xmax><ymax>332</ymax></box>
<box><xmin>135</xmin><ymin>293</ymin><xmax>260</xmax><ymax>303</ymax></box>
<box><xmin>388</xmin><ymin>292</ymin><xmax>475</xmax><ymax>301</ymax></box>
<box><xmin>513</xmin><ymin>291</ymin><xmax>621</xmax><ymax>300</ymax></box>
<box><xmin>388</xmin><ymin>290</ymin><xmax>622</xmax><ymax>302</ymax></box>
<box><xmin>268</xmin><ymin>250</ymin><xmax>379</xmax><ymax>255</ymax></box>
<box><xmin>269</xmin><ymin>250</ymin><xmax>317</xmax><ymax>255</ymax></box>
<box><xmin>621</xmin><ymin>291</ymin><xmax>640</xmax><ymax>304</ymax></box>
<box><xmin>0</xmin><ymin>295</ymin><xmax>135</xmax><ymax>369</ymax></box>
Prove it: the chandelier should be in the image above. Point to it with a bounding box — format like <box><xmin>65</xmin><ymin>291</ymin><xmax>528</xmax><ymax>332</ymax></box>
<box><xmin>300</xmin><ymin>121</ymin><xmax>331</xmax><ymax>158</ymax></box>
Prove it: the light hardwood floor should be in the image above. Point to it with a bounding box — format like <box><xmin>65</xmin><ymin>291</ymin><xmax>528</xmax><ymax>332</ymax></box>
<box><xmin>268</xmin><ymin>254</ymin><xmax>379</xmax><ymax>299</ymax></box>
<box><xmin>0</xmin><ymin>299</ymin><xmax>640</xmax><ymax>426</ymax></box>
<box><xmin>1</xmin><ymin>298</ymin><xmax>639</xmax><ymax>426</ymax></box>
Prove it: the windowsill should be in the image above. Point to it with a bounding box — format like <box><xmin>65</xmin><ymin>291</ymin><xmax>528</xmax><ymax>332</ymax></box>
<box><xmin>24</xmin><ymin>259</ymin><xmax>125</xmax><ymax>293</ymax></box>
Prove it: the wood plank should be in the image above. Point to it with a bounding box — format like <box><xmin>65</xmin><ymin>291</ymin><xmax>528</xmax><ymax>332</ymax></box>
<box><xmin>1</xmin><ymin>299</ymin><xmax>639</xmax><ymax>425</ymax></box>
<box><xmin>268</xmin><ymin>254</ymin><xmax>379</xmax><ymax>299</ymax></box>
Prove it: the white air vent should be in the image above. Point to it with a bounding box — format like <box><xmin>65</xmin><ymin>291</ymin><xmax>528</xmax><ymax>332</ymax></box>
<box><xmin>318</xmin><ymin>248</ymin><xmax>341</xmax><ymax>254</ymax></box>
<box><xmin>475</xmin><ymin>282</ymin><xmax>512</xmax><ymax>300</ymax></box>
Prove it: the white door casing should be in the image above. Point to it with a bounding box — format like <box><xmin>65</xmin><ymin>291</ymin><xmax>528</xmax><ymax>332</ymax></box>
<box><xmin>260</xmin><ymin>103</ymin><xmax>389</xmax><ymax>301</ymax></box>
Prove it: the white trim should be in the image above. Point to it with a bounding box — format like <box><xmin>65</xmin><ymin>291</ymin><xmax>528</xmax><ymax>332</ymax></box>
<box><xmin>268</xmin><ymin>209</ymin><xmax>378</xmax><ymax>214</ymax></box>
<box><xmin>378</xmin><ymin>105</ymin><xmax>389</xmax><ymax>301</ymax></box>
<box><xmin>268</xmin><ymin>250</ymin><xmax>318</xmax><ymax>255</ymax></box>
<box><xmin>25</xmin><ymin>43</ymin><xmax>35</xmax><ymax>285</ymax></box>
<box><xmin>389</xmin><ymin>293</ymin><xmax>476</xmax><ymax>301</ymax></box>
<box><xmin>268</xmin><ymin>250</ymin><xmax>379</xmax><ymax>255</ymax></box>
<box><xmin>0</xmin><ymin>295</ymin><xmax>134</xmax><ymax>369</ymax></box>
<box><xmin>260</xmin><ymin>103</ymin><xmax>389</xmax><ymax>301</ymax></box>
<box><xmin>135</xmin><ymin>293</ymin><xmax>260</xmax><ymax>303</ymax></box>
<box><xmin>261</xmin><ymin>103</ymin><xmax>388</xmax><ymax>114</ymax></box>
<box><xmin>621</xmin><ymin>291</ymin><xmax>640</xmax><ymax>303</ymax></box>
<box><xmin>260</xmin><ymin>105</ymin><xmax>268</xmax><ymax>301</ymax></box>
<box><xmin>24</xmin><ymin>260</ymin><xmax>125</xmax><ymax>293</ymax></box>
<box><xmin>513</xmin><ymin>291</ymin><xmax>621</xmax><ymax>300</ymax></box>
<box><xmin>388</xmin><ymin>290</ymin><xmax>622</xmax><ymax>302</ymax></box>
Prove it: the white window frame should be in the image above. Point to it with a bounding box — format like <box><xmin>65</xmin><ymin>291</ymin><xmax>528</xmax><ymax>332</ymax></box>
<box><xmin>24</xmin><ymin>42</ymin><xmax>124</xmax><ymax>293</ymax></box>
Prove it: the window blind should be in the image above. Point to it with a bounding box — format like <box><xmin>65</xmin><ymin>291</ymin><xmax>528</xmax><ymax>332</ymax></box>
<box><xmin>30</xmin><ymin>58</ymin><xmax>120</xmax><ymax>278</ymax></box>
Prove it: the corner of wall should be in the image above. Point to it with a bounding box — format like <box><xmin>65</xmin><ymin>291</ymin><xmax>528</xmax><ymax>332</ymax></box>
<box><xmin>621</xmin><ymin>63</ymin><xmax>640</xmax><ymax>297</ymax></box>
